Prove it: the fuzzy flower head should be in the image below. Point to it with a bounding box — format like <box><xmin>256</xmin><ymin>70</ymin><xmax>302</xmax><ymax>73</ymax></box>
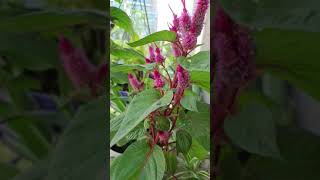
<box><xmin>172</xmin><ymin>43</ymin><xmax>182</xmax><ymax>57</ymax></box>
<box><xmin>172</xmin><ymin>64</ymin><xmax>190</xmax><ymax>105</ymax></box>
<box><xmin>145</xmin><ymin>58</ymin><xmax>152</xmax><ymax>64</ymax></box>
<box><xmin>158</xmin><ymin>130</ymin><xmax>170</xmax><ymax>145</ymax></box>
<box><xmin>191</xmin><ymin>0</ymin><xmax>209</xmax><ymax>36</ymax></box>
<box><xmin>155</xmin><ymin>47</ymin><xmax>165</xmax><ymax>63</ymax></box>
<box><xmin>153</xmin><ymin>69</ymin><xmax>165</xmax><ymax>89</ymax></box>
<box><xmin>176</xmin><ymin>64</ymin><xmax>190</xmax><ymax>88</ymax></box>
<box><xmin>128</xmin><ymin>73</ymin><xmax>144</xmax><ymax>92</ymax></box>
<box><xmin>58</xmin><ymin>36</ymin><xmax>96</xmax><ymax>89</ymax></box>
<box><xmin>169</xmin><ymin>6</ymin><xmax>180</xmax><ymax>33</ymax></box>
<box><xmin>179</xmin><ymin>0</ymin><xmax>191</xmax><ymax>33</ymax></box>
<box><xmin>213</xmin><ymin>4</ymin><xmax>255</xmax><ymax>88</ymax></box>
<box><xmin>149</xmin><ymin>46</ymin><xmax>156</xmax><ymax>62</ymax></box>
<box><xmin>181</xmin><ymin>31</ymin><xmax>197</xmax><ymax>51</ymax></box>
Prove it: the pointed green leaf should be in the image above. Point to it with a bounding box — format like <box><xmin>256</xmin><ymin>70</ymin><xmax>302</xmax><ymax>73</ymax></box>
<box><xmin>224</xmin><ymin>100</ymin><xmax>280</xmax><ymax>158</ymax></box>
<box><xmin>111</xmin><ymin>7</ymin><xmax>134</xmax><ymax>34</ymax></box>
<box><xmin>111</xmin><ymin>90</ymin><xmax>173</xmax><ymax>146</ymax></box>
<box><xmin>128</xmin><ymin>30</ymin><xmax>176</xmax><ymax>47</ymax></box>
<box><xmin>111</xmin><ymin>140</ymin><xmax>165</xmax><ymax>180</ymax></box>
<box><xmin>190</xmin><ymin>71</ymin><xmax>210</xmax><ymax>93</ymax></box>
<box><xmin>180</xmin><ymin>89</ymin><xmax>198</xmax><ymax>112</ymax></box>
<box><xmin>176</xmin><ymin>129</ymin><xmax>192</xmax><ymax>154</ymax></box>
<box><xmin>47</xmin><ymin>98</ymin><xmax>106</xmax><ymax>180</ymax></box>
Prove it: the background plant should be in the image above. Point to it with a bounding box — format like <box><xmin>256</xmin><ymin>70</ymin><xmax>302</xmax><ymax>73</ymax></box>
<box><xmin>0</xmin><ymin>0</ymin><xmax>107</xmax><ymax>179</ymax></box>
<box><xmin>110</xmin><ymin>0</ymin><xmax>210</xmax><ymax>179</ymax></box>
<box><xmin>213</xmin><ymin>0</ymin><xmax>320</xmax><ymax>179</ymax></box>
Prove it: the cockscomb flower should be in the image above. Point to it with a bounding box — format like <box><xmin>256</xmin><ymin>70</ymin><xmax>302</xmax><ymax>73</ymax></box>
<box><xmin>191</xmin><ymin>0</ymin><xmax>209</xmax><ymax>36</ymax></box>
<box><xmin>213</xmin><ymin>4</ymin><xmax>255</xmax><ymax>88</ymax></box>
<box><xmin>149</xmin><ymin>46</ymin><xmax>156</xmax><ymax>62</ymax></box>
<box><xmin>172</xmin><ymin>43</ymin><xmax>182</xmax><ymax>57</ymax></box>
<box><xmin>179</xmin><ymin>0</ymin><xmax>191</xmax><ymax>33</ymax></box>
<box><xmin>128</xmin><ymin>73</ymin><xmax>144</xmax><ymax>92</ymax></box>
<box><xmin>158</xmin><ymin>130</ymin><xmax>170</xmax><ymax>145</ymax></box>
<box><xmin>153</xmin><ymin>69</ymin><xmax>165</xmax><ymax>89</ymax></box>
<box><xmin>173</xmin><ymin>65</ymin><xmax>189</xmax><ymax>88</ymax></box>
<box><xmin>94</xmin><ymin>63</ymin><xmax>108</xmax><ymax>85</ymax></box>
<box><xmin>181</xmin><ymin>31</ymin><xmax>197</xmax><ymax>51</ymax></box>
<box><xmin>145</xmin><ymin>58</ymin><xmax>152</xmax><ymax>64</ymax></box>
<box><xmin>155</xmin><ymin>47</ymin><xmax>165</xmax><ymax>63</ymax></box>
<box><xmin>173</xmin><ymin>64</ymin><xmax>190</xmax><ymax>104</ymax></box>
<box><xmin>169</xmin><ymin>7</ymin><xmax>180</xmax><ymax>33</ymax></box>
<box><xmin>58</xmin><ymin>36</ymin><xmax>96</xmax><ymax>89</ymax></box>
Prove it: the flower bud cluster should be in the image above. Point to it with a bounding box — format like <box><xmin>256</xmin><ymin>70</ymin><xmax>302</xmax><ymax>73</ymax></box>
<box><xmin>169</xmin><ymin>0</ymin><xmax>209</xmax><ymax>57</ymax></box>
<box><xmin>58</xmin><ymin>36</ymin><xmax>107</xmax><ymax>94</ymax></box>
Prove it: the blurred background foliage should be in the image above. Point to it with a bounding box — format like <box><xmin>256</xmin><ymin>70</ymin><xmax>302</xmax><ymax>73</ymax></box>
<box><xmin>0</xmin><ymin>0</ymin><xmax>107</xmax><ymax>179</ymax></box>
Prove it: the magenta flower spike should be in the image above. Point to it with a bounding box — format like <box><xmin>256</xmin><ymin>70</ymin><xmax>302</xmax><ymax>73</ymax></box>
<box><xmin>172</xmin><ymin>43</ymin><xmax>182</xmax><ymax>57</ymax></box>
<box><xmin>149</xmin><ymin>46</ymin><xmax>156</xmax><ymax>62</ymax></box>
<box><xmin>158</xmin><ymin>130</ymin><xmax>170</xmax><ymax>145</ymax></box>
<box><xmin>145</xmin><ymin>58</ymin><xmax>152</xmax><ymax>64</ymax></box>
<box><xmin>95</xmin><ymin>63</ymin><xmax>108</xmax><ymax>85</ymax></box>
<box><xmin>173</xmin><ymin>64</ymin><xmax>190</xmax><ymax>104</ymax></box>
<box><xmin>169</xmin><ymin>6</ymin><xmax>180</xmax><ymax>33</ymax></box>
<box><xmin>179</xmin><ymin>0</ymin><xmax>191</xmax><ymax>33</ymax></box>
<box><xmin>153</xmin><ymin>69</ymin><xmax>165</xmax><ymax>89</ymax></box>
<box><xmin>213</xmin><ymin>4</ymin><xmax>255</xmax><ymax>88</ymax></box>
<box><xmin>58</xmin><ymin>36</ymin><xmax>96</xmax><ymax>89</ymax></box>
<box><xmin>155</xmin><ymin>47</ymin><xmax>165</xmax><ymax>63</ymax></box>
<box><xmin>181</xmin><ymin>31</ymin><xmax>197</xmax><ymax>51</ymax></box>
<box><xmin>191</xmin><ymin>0</ymin><xmax>209</xmax><ymax>36</ymax></box>
<box><xmin>128</xmin><ymin>73</ymin><xmax>144</xmax><ymax>92</ymax></box>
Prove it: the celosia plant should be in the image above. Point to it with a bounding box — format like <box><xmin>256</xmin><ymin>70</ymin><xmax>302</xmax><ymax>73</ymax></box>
<box><xmin>212</xmin><ymin>1</ymin><xmax>320</xmax><ymax>179</ymax></box>
<box><xmin>110</xmin><ymin>0</ymin><xmax>210</xmax><ymax>179</ymax></box>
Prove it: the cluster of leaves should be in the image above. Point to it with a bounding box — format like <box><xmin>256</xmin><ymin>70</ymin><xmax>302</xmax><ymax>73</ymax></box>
<box><xmin>110</xmin><ymin>3</ymin><xmax>210</xmax><ymax>180</ymax></box>
<box><xmin>214</xmin><ymin>0</ymin><xmax>320</xmax><ymax>179</ymax></box>
<box><xmin>0</xmin><ymin>0</ymin><xmax>107</xmax><ymax>179</ymax></box>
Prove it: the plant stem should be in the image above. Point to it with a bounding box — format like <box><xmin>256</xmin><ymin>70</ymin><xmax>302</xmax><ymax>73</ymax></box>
<box><xmin>161</xmin><ymin>63</ymin><xmax>172</xmax><ymax>88</ymax></box>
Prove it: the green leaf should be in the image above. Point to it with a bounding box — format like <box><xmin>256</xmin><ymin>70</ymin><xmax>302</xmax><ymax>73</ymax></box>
<box><xmin>111</xmin><ymin>140</ymin><xmax>165</xmax><ymax>180</ymax></box>
<box><xmin>8</xmin><ymin>117</ymin><xmax>50</xmax><ymax>160</ymax></box>
<box><xmin>219</xmin><ymin>146</ymin><xmax>242</xmax><ymax>180</ymax></box>
<box><xmin>188</xmin><ymin>140</ymin><xmax>208</xmax><ymax>160</ymax></box>
<box><xmin>224</xmin><ymin>100</ymin><xmax>280</xmax><ymax>158</ymax></box>
<box><xmin>179</xmin><ymin>51</ymin><xmax>210</xmax><ymax>72</ymax></box>
<box><xmin>111</xmin><ymin>63</ymin><xmax>154</xmax><ymax>73</ymax></box>
<box><xmin>111</xmin><ymin>72</ymin><xmax>128</xmax><ymax>84</ymax></box>
<box><xmin>180</xmin><ymin>89</ymin><xmax>198</xmax><ymax>112</ymax></box>
<box><xmin>110</xmin><ymin>113</ymin><xmax>125</xmax><ymax>140</ymax></box>
<box><xmin>155</xmin><ymin>116</ymin><xmax>171</xmax><ymax>131</ymax></box>
<box><xmin>254</xmin><ymin>29</ymin><xmax>320</xmax><ymax>101</ymax></box>
<box><xmin>220</xmin><ymin>0</ymin><xmax>320</xmax><ymax>32</ymax></box>
<box><xmin>184</xmin><ymin>102</ymin><xmax>210</xmax><ymax>139</ymax></box>
<box><xmin>128</xmin><ymin>30</ymin><xmax>176</xmax><ymax>47</ymax></box>
<box><xmin>111</xmin><ymin>46</ymin><xmax>145</xmax><ymax>62</ymax></box>
<box><xmin>176</xmin><ymin>129</ymin><xmax>192</xmax><ymax>154</ymax></box>
<box><xmin>243</xmin><ymin>128</ymin><xmax>320</xmax><ymax>180</ymax></box>
<box><xmin>111</xmin><ymin>7</ymin><xmax>134</xmax><ymax>34</ymax></box>
<box><xmin>13</xmin><ymin>160</ymin><xmax>48</xmax><ymax>180</ymax></box>
<box><xmin>111</xmin><ymin>89</ymin><xmax>173</xmax><ymax>146</ymax></box>
<box><xmin>47</xmin><ymin>98</ymin><xmax>106</xmax><ymax>180</ymax></box>
<box><xmin>164</xmin><ymin>151</ymin><xmax>177</xmax><ymax>175</ymax></box>
<box><xmin>0</xmin><ymin>33</ymin><xmax>58</xmax><ymax>71</ymax></box>
<box><xmin>0</xmin><ymin>9</ymin><xmax>108</xmax><ymax>32</ymax></box>
<box><xmin>190</xmin><ymin>71</ymin><xmax>210</xmax><ymax>92</ymax></box>
<box><xmin>0</xmin><ymin>163</ymin><xmax>18</xmax><ymax>180</ymax></box>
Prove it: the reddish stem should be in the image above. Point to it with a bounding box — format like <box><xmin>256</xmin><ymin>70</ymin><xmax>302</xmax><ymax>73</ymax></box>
<box><xmin>161</xmin><ymin>63</ymin><xmax>173</xmax><ymax>88</ymax></box>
